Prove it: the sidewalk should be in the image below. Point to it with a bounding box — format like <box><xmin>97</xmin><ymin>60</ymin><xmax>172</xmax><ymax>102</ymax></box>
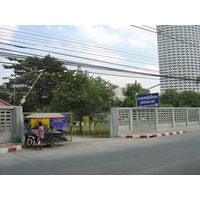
<box><xmin>0</xmin><ymin>143</ymin><xmax>22</xmax><ymax>154</ymax></box>
<box><xmin>1</xmin><ymin>126</ymin><xmax>200</xmax><ymax>154</ymax></box>
<box><xmin>118</xmin><ymin>125</ymin><xmax>200</xmax><ymax>138</ymax></box>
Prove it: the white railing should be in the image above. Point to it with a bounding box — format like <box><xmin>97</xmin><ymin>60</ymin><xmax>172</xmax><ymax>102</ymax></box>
<box><xmin>111</xmin><ymin>107</ymin><xmax>200</xmax><ymax>137</ymax></box>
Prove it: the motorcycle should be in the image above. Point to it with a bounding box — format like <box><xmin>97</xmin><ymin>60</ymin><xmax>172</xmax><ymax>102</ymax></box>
<box><xmin>27</xmin><ymin>132</ymin><xmax>38</xmax><ymax>146</ymax></box>
<box><xmin>27</xmin><ymin>129</ymin><xmax>67</xmax><ymax>147</ymax></box>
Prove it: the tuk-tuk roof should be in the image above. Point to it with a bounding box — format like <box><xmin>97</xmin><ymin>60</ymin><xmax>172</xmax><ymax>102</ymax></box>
<box><xmin>24</xmin><ymin>113</ymin><xmax>64</xmax><ymax>119</ymax></box>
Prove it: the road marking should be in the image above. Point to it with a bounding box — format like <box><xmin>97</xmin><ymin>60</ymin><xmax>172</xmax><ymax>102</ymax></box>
<box><xmin>9</xmin><ymin>153</ymin><xmax>26</xmax><ymax>161</ymax></box>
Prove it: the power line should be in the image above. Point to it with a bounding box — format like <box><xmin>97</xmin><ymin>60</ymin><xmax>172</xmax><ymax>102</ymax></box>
<box><xmin>0</xmin><ymin>42</ymin><xmax>160</xmax><ymax>74</ymax></box>
<box><xmin>142</xmin><ymin>25</ymin><xmax>157</xmax><ymax>31</ymax></box>
<box><xmin>0</xmin><ymin>32</ymin><xmax>159</xmax><ymax>67</ymax></box>
<box><xmin>132</xmin><ymin>25</ymin><xmax>200</xmax><ymax>48</ymax></box>
<box><xmin>0</xmin><ymin>25</ymin><xmax>158</xmax><ymax>62</ymax></box>
<box><xmin>88</xmin><ymin>71</ymin><xmax>160</xmax><ymax>80</ymax></box>
<box><xmin>2</xmin><ymin>25</ymin><xmax>199</xmax><ymax>83</ymax></box>
<box><xmin>1</xmin><ymin>49</ymin><xmax>198</xmax><ymax>82</ymax></box>
<box><xmin>130</xmin><ymin>25</ymin><xmax>157</xmax><ymax>33</ymax></box>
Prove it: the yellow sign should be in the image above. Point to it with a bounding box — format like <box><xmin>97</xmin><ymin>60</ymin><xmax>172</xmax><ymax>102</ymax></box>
<box><xmin>30</xmin><ymin>118</ymin><xmax>50</xmax><ymax>129</ymax></box>
<box><xmin>83</xmin><ymin>117</ymin><xmax>89</xmax><ymax>125</ymax></box>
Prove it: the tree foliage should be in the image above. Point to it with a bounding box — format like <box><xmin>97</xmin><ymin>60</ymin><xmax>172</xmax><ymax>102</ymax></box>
<box><xmin>50</xmin><ymin>69</ymin><xmax>117</xmax><ymax>116</ymax></box>
<box><xmin>0</xmin><ymin>84</ymin><xmax>11</xmax><ymax>103</ymax></box>
<box><xmin>159</xmin><ymin>89</ymin><xmax>200</xmax><ymax>107</ymax></box>
<box><xmin>3</xmin><ymin>55</ymin><xmax>66</xmax><ymax>111</ymax></box>
<box><xmin>122</xmin><ymin>82</ymin><xmax>150</xmax><ymax>107</ymax></box>
<box><xmin>159</xmin><ymin>89</ymin><xmax>179</xmax><ymax>106</ymax></box>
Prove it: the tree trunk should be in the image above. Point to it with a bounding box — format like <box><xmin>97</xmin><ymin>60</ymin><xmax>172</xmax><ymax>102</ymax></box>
<box><xmin>79</xmin><ymin>116</ymin><xmax>83</xmax><ymax>135</ymax></box>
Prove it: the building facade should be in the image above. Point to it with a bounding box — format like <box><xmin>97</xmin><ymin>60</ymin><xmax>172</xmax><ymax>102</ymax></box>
<box><xmin>156</xmin><ymin>25</ymin><xmax>200</xmax><ymax>93</ymax></box>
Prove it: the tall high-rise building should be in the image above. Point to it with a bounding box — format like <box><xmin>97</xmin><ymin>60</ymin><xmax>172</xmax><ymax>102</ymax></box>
<box><xmin>156</xmin><ymin>25</ymin><xmax>200</xmax><ymax>93</ymax></box>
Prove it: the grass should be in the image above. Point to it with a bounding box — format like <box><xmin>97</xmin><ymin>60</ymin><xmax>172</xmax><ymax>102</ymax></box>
<box><xmin>71</xmin><ymin>123</ymin><xmax>110</xmax><ymax>138</ymax></box>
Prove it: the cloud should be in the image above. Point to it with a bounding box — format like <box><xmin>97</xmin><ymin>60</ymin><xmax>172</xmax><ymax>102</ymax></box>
<box><xmin>75</xmin><ymin>25</ymin><xmax>123</xmax><ymax>45</ymax></box>
<box><xmin>0</xmin><ymin>57</ymin><xmax>14</xmax><ymax>84</ymax></box>
<box><xmin>79</xmin><ymin>42</ymin><xmax>125</xmax><ymax>62</ymax></box>
<box><xmin>0</xmin><ymin>25</ymin><xmax>19</xmax><ymax>44</ymax></box>
<box><xmin>47</xmin><ymin>25</ymin><xmax>52</xmax><ymax>31</ymax></box>
<box><xmin>110</xmin><ymin>25</ymin><xmax>157</xmax><ymax>48</ymax></box>
<box><xmin>75</xmin><ymin>25</ymin><xmax>157</xmax><ymax>49</ymax></box>
<box><xmin>57</xmin><ymin>26</ymin><xmax>63</xmax><ymax>31</ymax></box>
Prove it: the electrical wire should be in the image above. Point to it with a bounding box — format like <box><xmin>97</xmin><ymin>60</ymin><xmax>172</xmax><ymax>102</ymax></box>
<box><xmin>0</xmin><ymin>25</ymin><xmax>158</xmax><ymax>62</ymax></box>
<box><xmin>0</xmin><ymin>44</ymin><xmax>198</xmax><ymax>82</ymax></box>
<box><xmin>130</xmin><ymin>25</ymin><xmax>157</xmax><ymax>33</ymax></box>
<box><xmin>134</xmin><ymin>25</ymin><xmax>200</xmax><ymax>48</ymax></box>
<box><xmin>0</xmin><ymin>33</ymin><xmax>159</xmax><ymax>67</ymax></box>
<box><xmin>0</xmin><ymin>48</ymin><xmax>198</xmax><ymax>82</ymax></box>
<box><xmin>2</xmin><ymin>25</ymin><xmax>200</xmax><ymax>83</ymax></box>
<box><xmin>0</xmin><ymin>25</ymin><xmax>162</xmax><ymax>84</ymax></box>
<box><xmin>0</xmin><ymin>42</ymin><xmax>160</xmax><ymax>74</ymax></box>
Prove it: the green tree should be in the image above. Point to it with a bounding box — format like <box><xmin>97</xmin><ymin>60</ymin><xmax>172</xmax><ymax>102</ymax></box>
<box><xmin>176</xmin><ymin>91</ymin><xmax>200</xmax><ymax>107</ymax></box>
<box><xmin>122</xmin><ymin>82</ymin><xmax>150</xmax><ymax>107</ymax></box>
<box><xmin>50</xmin><ymin>69</ymin><xmax>117</xmax><ymax>133</ymax></box>
<box><xmin>3</xmin><ymin>55</ymin><xmax>66</xmax><ymax>111</ymax></box>
<box><xmin>159</xmin><ymin>89</ymin><xmax>200</xmax><ymax>107</ymax></box>
<box><xmin>159</xmin><ymin>89</ymin><xmax>178</xmax><ymax>107</ymax></box>
<box><xmin>0</xmin><ymin>84</ymin><xmax>11</xmax><ymax>103</ymax></box>
<box><xmin>196</xmin><ymin>76</ymin><xmax>200</xmax><ymax>85</ymax></box>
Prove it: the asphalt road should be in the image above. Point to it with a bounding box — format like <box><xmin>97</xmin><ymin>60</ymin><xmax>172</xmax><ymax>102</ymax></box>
<box><xmin>1</xmin><ymin>132</ymin><xmax>200</xmax><ymax>175</ymax></box>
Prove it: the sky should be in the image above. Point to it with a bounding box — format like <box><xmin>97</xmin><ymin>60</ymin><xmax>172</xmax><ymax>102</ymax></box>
<box><xmin>1</xmin><ymin>1</ymin><xmax>198</xmax><ymax>96</ymax></box>
<box><xmin>0</xmin><ymin>24</ymin><xmax>160</xmax><ymax>93</ymax></box>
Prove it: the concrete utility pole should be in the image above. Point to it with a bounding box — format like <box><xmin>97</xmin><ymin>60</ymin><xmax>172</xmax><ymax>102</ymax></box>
<box><xmin>19</xmin><ymin>69</ymin><xmax>45</xmax><ymax>106</ymax></box>
<box><xmin>14</xmin><ymin>70</ymin><xmax>34</xmax><ymax>106</ymax></box>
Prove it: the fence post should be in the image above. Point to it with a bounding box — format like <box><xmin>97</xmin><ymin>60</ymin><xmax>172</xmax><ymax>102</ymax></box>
<box><xmin>198</xmin><ymin>108</ymin><xmax>200</xmax><ymax>125</ymax></box>
<box><xmin>111</xmin><ymin>108</ymin><xmax>118</xmax><ymax>137</ymax></box>
<box><xmin>155</xmin><ymin>108</ymin><xmax>158</xmax><ymax>130</ymax></box>
<box><xmin>129</xmin><ymin>108</ymin><xmax>133</xmax><ymax>132</ymax></box>
<box><xmin>172</xmin><ymin>108</ymin><xmax>175</xmax><ymax>127</ymax></box>
<box><xmin>109</xmin><ymin>115</ymin><xmax>113</xmax><ymax>138</ymax></box>
<box><xmin>186</xmin><ymin>108</ymin><xmax>189</xmax><ymax>126</ymax></box>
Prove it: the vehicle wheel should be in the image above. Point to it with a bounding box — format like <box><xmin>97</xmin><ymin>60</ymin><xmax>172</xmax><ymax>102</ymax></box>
<box><xmin>49</xmin><ymin>138</ymin><xmax>58</xmax><ymax>147</ymax></box>
<box><xmin>27</xmin><ymin>138</ymin><xmax>34</xmax><ymax>146</ymax></box>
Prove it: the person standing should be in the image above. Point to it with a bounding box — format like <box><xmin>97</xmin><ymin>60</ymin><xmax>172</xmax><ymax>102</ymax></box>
<box><xmin>34</xmin><ymin>122</ymin><xmax>44</xmax><ymax>150</ymax></box>
<box><xmin>23</xmin><ymin>120</ymin><xmax>30</xmax><ymax>148</ymax></box>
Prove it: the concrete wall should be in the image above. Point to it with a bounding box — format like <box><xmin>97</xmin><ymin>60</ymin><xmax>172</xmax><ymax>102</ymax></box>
<box><xmin>0</xmin><ymin>106</ymin><xmax>23</xmax><ymax>143</ymax></box>
<box><xmin>111</xmin><ymin>107</ymin><xmax>200</xmax><ymax>137</ymax></box>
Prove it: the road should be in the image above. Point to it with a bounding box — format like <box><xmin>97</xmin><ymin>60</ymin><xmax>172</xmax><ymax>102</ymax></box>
<box><xmin>1</xmin><ymin>132</ymin><xmax>200</xmax><ymax>175</ymax></box>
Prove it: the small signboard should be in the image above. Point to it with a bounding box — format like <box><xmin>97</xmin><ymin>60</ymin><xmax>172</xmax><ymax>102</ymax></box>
<box><xmin>50</xmin><ymin>115</ymin><xmax>67</xmax><ymax>130</ymax></box>
<box><xmin>83</xmin><ymin>116</ymin><xmax>89</xmax><ymax>124</ymax></box>
<box><xmin>137</xmin><ymin>93</ymin><xmax>159</xmax><ymax>107</ymax></box>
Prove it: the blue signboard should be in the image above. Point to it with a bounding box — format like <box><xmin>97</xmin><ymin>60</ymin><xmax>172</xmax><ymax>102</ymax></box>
<box><xmin>50</xmin><ymin>115</ymin><xmax>67</xmax><ymax>130</ymax></box>
<box><xmin>137</xmin><ymin>93</ymin><xmax>159</xmax><ymax>107</ymax></box>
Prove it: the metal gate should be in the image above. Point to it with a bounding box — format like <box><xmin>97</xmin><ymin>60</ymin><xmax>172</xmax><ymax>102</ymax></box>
<box><xmin>72</xmin><ymin>113</ymin><xmax>111</xmax><ymax>137</ymax></box>
<box><xmin>90</xmin><ymin>113</ymin><xmax>110</xmax><ymax>137</ymax></box>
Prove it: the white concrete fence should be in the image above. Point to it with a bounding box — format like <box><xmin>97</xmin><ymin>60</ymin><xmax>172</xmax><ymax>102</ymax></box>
<box><xmin>111</xmin><ymin>107</ymin><xmax>200</xmax><ymax>137</ymax></box>
<box><xmin>1</xmin><ymin>106</ymin><xmax>200</xmax><ymax>141</ymax></box>
<box><xmin>0</xmin><ymin>106</ymin><xmax>23</xmax><ymax>143</ymax></box>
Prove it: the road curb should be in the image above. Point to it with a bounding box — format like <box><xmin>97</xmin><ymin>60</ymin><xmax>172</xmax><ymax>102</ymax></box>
<box><xmin>0</xmin><ymin>145</ymin><xmax>23</xmax><ymax>154</ymax></box>
<box><xmin>120</xmin><ymin>131</ymin><xmax>187</xmax><ymax>139</ymax></box>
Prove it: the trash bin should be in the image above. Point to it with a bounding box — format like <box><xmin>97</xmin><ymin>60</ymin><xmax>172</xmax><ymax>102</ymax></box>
<box><xmin>15</xmin><ymin>136</ymin><xmax>21</xmax><ymax>143</ymax></box>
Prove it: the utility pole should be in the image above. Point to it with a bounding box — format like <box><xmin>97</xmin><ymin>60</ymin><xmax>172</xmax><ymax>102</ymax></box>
<box><xmin>13</xmin><ymin>70</ymin><xmax>34</xmax><ymax>106</ymax></box>
<box><xmin>19</xmin><ymin>69</ymin><xmax>45</xmax><ymax>106</ymax></box>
